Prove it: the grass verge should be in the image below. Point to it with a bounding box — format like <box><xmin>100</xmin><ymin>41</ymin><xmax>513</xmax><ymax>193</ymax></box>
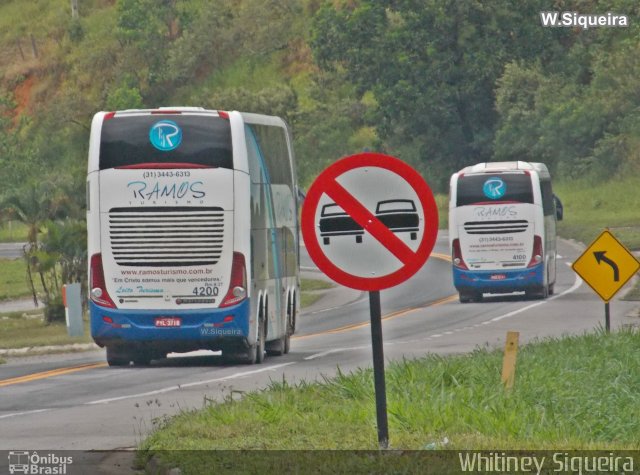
<box><xmin>300</xmin><ymin>278</ymin><xmax>334</xmax><ymax>308</ymax></box>
<box><xmin>0</xmin><ymin>221</ymin><xmax>28</xmax><ymax>242</ymax></box>
<box><xmin>0</xmin><ymin>310</ymin><xmax>92</xmax><ymax>350</ymax></box>
<box><xmin>622</xmin><ymin>279</ymin><xmax>640</xmax><ymax>302</ymax></box>
<box><xmin>140</xmin><ymin>329</ymin><xmax>640</xmax><ymax>473</ymax></box>
<box><xmin>0</xmin><ymin>257</ymin><xmax>42</xmax><ymax>301</ymax></box>
<box><xmin>555</xmin><ymin>177</ymin><xmax>640</xmax><ymax>249</ymax></box>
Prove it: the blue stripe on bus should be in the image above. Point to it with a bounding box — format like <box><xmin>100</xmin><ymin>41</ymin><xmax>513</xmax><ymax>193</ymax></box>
<box><xmin>90</xmin><ymin>299</ymin><xmax>250</xmax><ymax>342</ymax></box>
<box><xmin>452</xmin><ymin>263</ymin><xmax>544</xmax><ymax>292</ymax></box>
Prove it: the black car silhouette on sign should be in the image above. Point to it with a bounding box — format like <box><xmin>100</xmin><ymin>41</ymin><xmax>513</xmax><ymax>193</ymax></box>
<box><xmin>319</xmin><ymin>199</ymin><xmax>419</xmax><ymax>245</ymax></box>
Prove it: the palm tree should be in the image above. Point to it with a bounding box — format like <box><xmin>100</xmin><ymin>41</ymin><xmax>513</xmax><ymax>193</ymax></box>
<box><xmin>1</xmin><ymin>180</ymin><xmax>73</xmax><ymax>308</ymax></box>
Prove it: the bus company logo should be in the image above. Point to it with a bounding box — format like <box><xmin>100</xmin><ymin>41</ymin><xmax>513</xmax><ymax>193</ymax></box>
<box><xmin>8</xmin><ymin>451</ymin><xmax>73</xmax><ymax>474</ymax></box>
<box><xmin>483</xmin><ymin>177</ymin><xmax>506</xmax><ymax>200</ymax></box>
<box><xmin>149</xmin><ymin>120</ymin><xmax>182</xmax><ymax>151</ymax></box>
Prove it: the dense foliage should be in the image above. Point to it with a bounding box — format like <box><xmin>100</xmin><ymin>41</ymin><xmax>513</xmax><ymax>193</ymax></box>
<box><xmin>0</xmin><ymin>0</ymin><xmax>639</xmax><ymax>316</ymax></box>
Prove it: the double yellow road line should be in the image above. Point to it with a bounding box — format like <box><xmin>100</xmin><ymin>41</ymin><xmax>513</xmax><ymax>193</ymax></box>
<box><xmin>0</xmin><ymin>253</ymin><xmax>454</xmax><ymax>387</ymax></box>
<box><xmin>0</xmin><ymin>362</ymin><xmax>106</xmax><ymax>388</ymax></box>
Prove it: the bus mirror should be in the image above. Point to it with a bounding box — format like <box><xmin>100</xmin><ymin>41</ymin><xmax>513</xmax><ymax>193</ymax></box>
<box><xmin>554</xmin><ymin>195</ymin><xmax>563</xmax><ymax>221</ymax></box>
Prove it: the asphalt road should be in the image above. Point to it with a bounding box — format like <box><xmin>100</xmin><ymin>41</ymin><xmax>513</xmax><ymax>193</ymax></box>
<box><xmin>0</xmin><ymin>242</ymin><xmax>24</xmax><ymax>259</ymax></box>
<box><xmin>0</xmin><ymin>233</ymin><xmax>638</xmax><ymax>472</ymax></box>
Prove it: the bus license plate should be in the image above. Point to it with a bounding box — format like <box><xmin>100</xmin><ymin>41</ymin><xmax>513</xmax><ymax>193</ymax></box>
<box><xmin>155</xmin><ymin>317</ymin><xmax>182</xmax><ymax>327</ymax></box>
<box><xmin>490</xmin><ymin>274</ymin><xmax>506</xmax><ymax>280</ymax></box>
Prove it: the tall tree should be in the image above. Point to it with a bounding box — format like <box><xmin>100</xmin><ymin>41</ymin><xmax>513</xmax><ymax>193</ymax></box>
<box><xmin>311</xmin><ymin>0</ymin><xmax>565</xmax><ymax>185</ymax></box>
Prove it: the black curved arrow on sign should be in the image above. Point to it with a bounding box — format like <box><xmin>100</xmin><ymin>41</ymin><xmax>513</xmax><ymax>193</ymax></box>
<box><xmin>594</xmin><ymin>251</ymin><xmax>619</xmax><ymax>281</ymax></box>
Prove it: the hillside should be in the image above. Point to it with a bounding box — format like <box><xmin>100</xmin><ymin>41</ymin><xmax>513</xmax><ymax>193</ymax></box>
<box><xmin>2</xmin><ymin>1</ymin><xmax>640</xmax><ymax>191</ymax></box>
<box><xmin>1</xmin><ymin>1</ymin><xmax>639</xmax><ymax>299</ymax></box>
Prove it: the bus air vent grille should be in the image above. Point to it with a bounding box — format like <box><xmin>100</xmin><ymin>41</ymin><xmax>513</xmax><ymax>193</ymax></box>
<box><xmin>108</xmin><ymin>207</ymin><xmax>225</xmax><ymax>266</ymax></box>
<box><xmin>463</xmin><ymin>220</ymin><xmax>528</xmax><ymax>234</ymax></box>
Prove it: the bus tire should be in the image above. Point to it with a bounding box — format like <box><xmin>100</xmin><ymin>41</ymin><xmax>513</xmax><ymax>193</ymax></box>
<box><xmin>132</xmin><ymin>349</ymin><xmax>151</xmax><ymax>366</ymax></box>
<box><xmin>266</xmin><ymin>335</ymin><xmax>286</xmax><ymax>356</ymax></box>
<box><xmin>255</xmin><ymin>317</ymin><xmax>266</xmax><ymax>363</ymax></box>
<box><xmin>243</xmin><ymin>316</ymin><xmax>266</xmax><ymax>364</ymax></box>
<box><xmin>459</xmin><ymin>291</ymin><xmax>480</xmax><ymax>303</ymax></box>
<box><xmin>106</xmin><ymin>345</ymin><xmax>130</xmax><ymax>367</ymax></box>
<box><xmin>283</xmin><ymin>331</ymin><xmax>291</xmax><ymax>354</ymax></box>
<box><xmin>526</xmin><ymin>286</ymin><xmax>548</xmax><ymax>300</ymax></box>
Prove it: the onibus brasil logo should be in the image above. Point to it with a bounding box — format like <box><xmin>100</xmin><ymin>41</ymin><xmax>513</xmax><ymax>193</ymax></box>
<box><xmin>483</xmin><ymin>177</ymin><xmax>506</xmax><ymax>200</ymax></box>
<box><xmin>8</xmin><ymin>451</ymin><xmax>73</xmax><ymax>474</ymax></box>
<box><xmin>149</xmin><ymin>120</ymin><xmax>182</xmax><ymax>151</ymax></box>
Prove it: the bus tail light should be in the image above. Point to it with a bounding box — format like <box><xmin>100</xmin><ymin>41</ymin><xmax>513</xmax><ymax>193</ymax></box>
<box><xmin>90</xmin><ymin>253</ymin><xmax>116</xmax><ymax>308</ymax></box>
<box><xmin>220</xmin><ymin>252</ymin><xmax>247</xmax><ymax>308</ymax></box>
<box><xmin>528</xmin><ymin>235</ymin><xmax>543</xmax><ymax>267</ymax></box>
<box><xmin>452</xmin><ymin>239</ymin><xmax>468</xmax><ymax>270</ymax></box>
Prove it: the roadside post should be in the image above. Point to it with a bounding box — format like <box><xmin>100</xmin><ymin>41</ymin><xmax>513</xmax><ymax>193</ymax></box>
<box><xmin>63</xmin><ymin>283</ymin><xmax>84</xmax><ymax>337</ymax></box>
<box><xmin>572</xmin><ymin>230</ymin><xmax>640</xmax><ymax>332</ymax></box>
<box><xmin>301</xmin><ymin>152</ymin><xmax>439</xmax><ymax>448</ymax></box>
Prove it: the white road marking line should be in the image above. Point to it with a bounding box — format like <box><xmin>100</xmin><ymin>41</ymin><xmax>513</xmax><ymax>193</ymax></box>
<box><xmin>304</xmin><ymin>346</ymin><xmax>369</xmax><ymax>360</ymax></box>
<box><xmin>85</xmin><ymin>362</ymin><xmax>295</xmax><ymax>405</ymax></box>
<box><xmin>0</xmin><ymin>409</ymin><xmax>50</xmax><ymax>420</ymax></box>
<box><xmin>486</xmin><ymin>269</ymin><xmax>582</xmax><ymax>324</ymax></box>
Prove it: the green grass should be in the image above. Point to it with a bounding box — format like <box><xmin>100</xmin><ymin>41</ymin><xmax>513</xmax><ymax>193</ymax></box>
<box><xmin>300</xmin><ymin>278</ymin><xmax>334</xmax><ymax>308</ymax></box>
<box><xmin>622</xmin><ymin>280</ymin><xmax>640</xmax><ymax>301</ymax></box>
<box><xmin>139</xmin><ymin>329</ymin><xmax>640</xmax><ymax>472</ymax></box>
<box><xmin>0</xmin><ymin>257</ymin><xmax>43</xmax><ymax>301</ymax></box>
<box><xmin>0</xmin><ymin>221</ymin><xmax>28</xmax><ymax>242</ymax></box>
<box><xmin>555</xmin><ymin>177</ymin><xmax>640</xmax><ymax>250</ymax></box>
<box><xmin>0</xmin><ymin>310</ymin><xmax>91</xmax><ymax>349</ymax></box>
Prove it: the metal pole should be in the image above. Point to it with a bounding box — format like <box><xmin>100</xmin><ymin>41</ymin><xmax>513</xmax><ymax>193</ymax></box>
<box><xmin>605</xmin><ymin>302</ymin><xmax>610</xmax><ymax>333</ymax></box>
<box><xmin>368</xmin><ymin>290</ymin><xmax>389</xmax><ymax>449</ymax></box>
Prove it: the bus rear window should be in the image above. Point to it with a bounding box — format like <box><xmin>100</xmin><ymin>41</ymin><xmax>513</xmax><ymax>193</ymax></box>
<box><xmin>99</xmin><ymin>115</ymin><xmax>233</xmax><ymax>170</ymax></box>
<box><xmin>456</xmin><ymin>173</ymin><xmax>533</xmax><ymax>206</ymax></box>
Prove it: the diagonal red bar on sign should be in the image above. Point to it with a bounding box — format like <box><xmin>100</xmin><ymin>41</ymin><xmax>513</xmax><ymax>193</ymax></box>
<box><xmin>324</xmin><ymin>178</ymin><xmax>417</xmax><ymax>265</ymax></box>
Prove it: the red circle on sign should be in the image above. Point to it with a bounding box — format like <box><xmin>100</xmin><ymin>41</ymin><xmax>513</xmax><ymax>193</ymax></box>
<box><xmin>301</xmin><ymin>152</ymin><xmax>439</xmax><ymax>291</ymax></box>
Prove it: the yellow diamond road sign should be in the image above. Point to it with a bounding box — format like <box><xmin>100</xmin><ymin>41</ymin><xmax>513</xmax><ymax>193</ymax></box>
<box><xmin>572</xmin><ymin>230</ymin><xmax>640</xmax><ymax>302</ymax></box>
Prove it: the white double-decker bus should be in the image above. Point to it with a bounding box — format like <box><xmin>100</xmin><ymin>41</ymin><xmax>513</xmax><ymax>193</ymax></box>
<box><xmin>87</xmin><ymin>108</ymin><xmax>299</xmax><ymax>366</ymax></box>
<box><xmin>449</xmin><ymin>161</ymin><xmax>562</xmax><ymax>303</ymax></box>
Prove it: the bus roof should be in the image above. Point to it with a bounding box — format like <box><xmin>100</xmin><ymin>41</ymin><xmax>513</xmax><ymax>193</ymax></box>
<box><xmin>457</xmin><ymin>161</ymin><xmax>550</xmax><ymax>178</ymax></box>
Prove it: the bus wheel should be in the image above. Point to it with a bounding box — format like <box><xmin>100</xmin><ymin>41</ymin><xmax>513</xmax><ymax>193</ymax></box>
<box><xmin>459</xmin><ymin>291</ymin><xmax>479</xmax><ymax>303</ymax></box>
<box><xmin>106</xmin><ymin>345</ymin><xmax>130</xmax><ymax>367</ymax></box>
<box><xmin>283</xmin><ymin>331</ymin><xmax>291</xmax><ymax>354</ymax></box>
<box><xmin>266</xmin><ymin>334</ymin><xmax>286</xmax><ymax>356</ymax></box>
<box><xmin>132</xmin><ymin>349</ymin><xmax>151</xmax><ymax>366</ymax></box>
<box><xmin>255</xmin><ymin>317</ymin><xmax>266</xmax><ymax>363</ymax></box>
<box><xmin>244</xmin><ymin>316</ymin><xmax>266</xmax><ymax>364</ymax></box>
<box><xmin>526</xmin><ymin>286</ymin><xmax>548</xmax><ymax>300</ymax></box>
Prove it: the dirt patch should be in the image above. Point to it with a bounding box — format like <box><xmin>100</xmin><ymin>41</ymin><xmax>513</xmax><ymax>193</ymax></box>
<box><xmin>13</xmin><ymin>74</ymin><xmax>34</xmax><ymax>120</ymax></box>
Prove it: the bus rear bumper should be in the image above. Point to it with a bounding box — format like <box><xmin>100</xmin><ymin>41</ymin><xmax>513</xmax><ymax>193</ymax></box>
<box><xmin>453</xmin><ymin>264</ymin><xmax>544</xmax><ymax>294</ymax></box>
<box><xmin>89</xmin><ymin>300</ymin><xmax>251</xmax><ymax>353</ymax></box>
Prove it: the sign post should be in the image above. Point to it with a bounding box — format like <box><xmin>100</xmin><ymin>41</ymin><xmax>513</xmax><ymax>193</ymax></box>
<box><xmin>572</xmin><ymin>230</ymin><xmax>640</xmax><ymax>331</ymax></box>
<box><xmin>301</xmin><ymin>152</ymin><xmax>439</xmax><ymax>448</ymax></box>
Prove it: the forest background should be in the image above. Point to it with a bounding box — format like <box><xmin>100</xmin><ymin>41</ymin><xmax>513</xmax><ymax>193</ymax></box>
<box><xmin>1</xmin><ymin>0</ymin><xmax>639</xmax><ymax>320</ymax></box>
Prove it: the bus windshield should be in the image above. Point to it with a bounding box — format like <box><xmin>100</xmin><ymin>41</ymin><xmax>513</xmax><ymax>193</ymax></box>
<box><xmin>99</xmin><ymin>115</ymin><xmax>233</xmax><ymax>170</ymax></box>
<box><xmin>456</xmin><ymin>173</ymin><xmax>533</xmax><ymax>206</ymax></box>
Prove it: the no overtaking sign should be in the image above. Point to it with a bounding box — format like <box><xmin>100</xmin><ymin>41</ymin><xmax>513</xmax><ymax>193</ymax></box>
<box><xmin>301</xmin><ymin>152</ymin><xmax>439</xmax><ymax>290</ymax></box>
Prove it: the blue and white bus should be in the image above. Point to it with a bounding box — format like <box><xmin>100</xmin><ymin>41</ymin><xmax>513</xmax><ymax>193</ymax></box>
<box><xmin>87</xmin><ymin>108</ymin><xmax>300</xmax><ymax>365</ymax></box>
<box><xmin>448</xmin><ymin>161</ymin><xmax>562</xmax><ymax>303</ymax></box>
